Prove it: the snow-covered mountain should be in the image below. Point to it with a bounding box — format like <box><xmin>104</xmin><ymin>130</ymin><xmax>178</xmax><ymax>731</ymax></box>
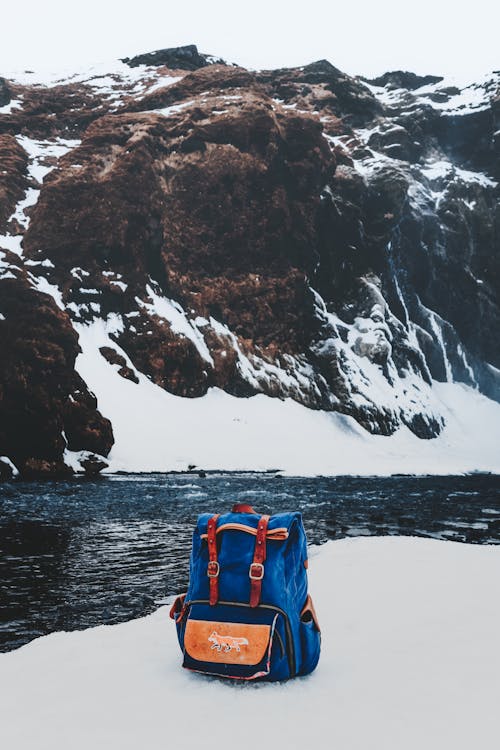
<box><xmin>0</xmin><ymin>45</ymin><xmax>499</xmax><ymax>477</ymax></box>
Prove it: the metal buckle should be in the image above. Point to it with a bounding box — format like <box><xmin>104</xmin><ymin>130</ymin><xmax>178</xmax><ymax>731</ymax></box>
<box><xmin>207</xmin><ymin>561</ymin><xmax>220</xmax><ymax>578</ymax></box>
<box><xmin>249</xmin><ymin>562</ymin><xmax>264</xmax><ymax>580</ymax></box>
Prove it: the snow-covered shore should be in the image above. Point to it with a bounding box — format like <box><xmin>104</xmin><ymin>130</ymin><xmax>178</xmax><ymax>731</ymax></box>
<box><xmin>1</xmin><ymin>537</ymin><xmax>499</xmax><ymax>750</ymax></box>
<box><xmin>72</xmin><ymin>319</ymin><xmax>500</xmax><ymax>476</ymax></box>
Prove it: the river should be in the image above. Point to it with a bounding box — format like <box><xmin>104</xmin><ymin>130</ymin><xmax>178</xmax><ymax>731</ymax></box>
<box><xmin>1</xmin><ymin>472</ymin><xmax>499</xmax><ymax>651</ymax></box>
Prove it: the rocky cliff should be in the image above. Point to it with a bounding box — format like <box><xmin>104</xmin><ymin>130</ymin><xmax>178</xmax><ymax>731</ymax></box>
<box><xmin>0</xmin><ymin>46</ymin><xmax>498</xmax><ymax>476</ymax></box>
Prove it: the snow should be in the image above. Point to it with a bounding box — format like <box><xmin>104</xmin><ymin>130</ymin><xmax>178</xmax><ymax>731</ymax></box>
<box><xmin>199</xmin><ymin>315</ymin><xmax>320</xmax><ymax>397</ymax></box>
<box><xmin>17</xmin><ymin>135</ymin><xmax>80</xmax><ymax>174</ymax></box>
<box><xmin>149</xmin><ymin>100</ymin><xmax>196</xmax><ymax>117</ymax></box>
<box><xmin>5</xmin><ymin>58</ymin><xmax>177</xmax><ymax>96</ymax></box>
<box><xmin>421</xmin><ymin>159</ymin><xmax>497</xmax><ymax>188</ymax></box>
<box><xmin>146</xmin><ymin>75</ymin><xmax>183</xmax><ymax>94</ymax></box>
<box><xmin>1</xmin><ymin>537</ymin><xmax>498</xmax><ymax>750</ymax></box>
<box><xmin>0</xmin><ymin>137</ymin><xmax>81</xmax><ymax>258</ymax></box>
<box><xmin>30</xmin><ymin>276</ymin><xmax>65</xmax><ymax>310</ymax></box>
<box><xmin>0</xmin><ymin>455</ymin><xmax>19</xmax><ymax>476</ymax></box>
<box><xmin>364</xmin><ymin>71</ymin><xmax>500</xmax><ymax>117</ymax></box>
<box><xmin>456</xmin><ymin>343</ymin><xmax>476</xmax><ymax>386</ymax></box>
<box><xmin>71</xmin><ymin>266</ymin><xmax>90</xmax><ymax>279</ymax></box>
<box><xmin>0</xmin><ymin>251</ymin><xmax>11</xmax><ymax>270</ymax></box>
<box><xmin>362</xmin><ymin>81</ymin><xmax>410</xmax><ymax>107</ymax></box>
<box><xmin>347</xmin><ymin>128</ymin><xmax>495</xmax><ymax>224</ymax></box>
<box><xmin>486</xmin><ymin>361</ymin><xmax>500</xmax><ymax>378</ymax></box>
<box><xmin>414</xmin><ymin>72</ymin><xmax>500</xmax><ymax>115</ymax></box>
<box><xmin>0</xmin><ymin>235</ymin><xmax>23</xmax><ymax>256</ymax></box>
<box><xmin>67</xmin><ymin>301</ymin><xmax>101</xmax><ymax>316</ymax></box>
<box><xmin>63</xmin><ymin>447</ymin><xmax>107</xmax><ymax>473</ymax></box>
<box><xmin>3</xmin><ymin>58</ymin><xmax>184</xmax><ymax>111</ymax></box>
<box><xmin>109</xmin><ymin>279</ymin><xmax>128</xmax><ymax>291</ymax></box>
<box><xmin>73</xmin><ymin>317</ymin><xmax>500</xmax><ymax>476</ymax></box>
<box><xmin>0</xmin><ymin>249</ymin><xmax>19</xmax><ymax>278</ymax></box>
<box><xmin>351</xmin><ymin>149</ymin><xmax>407</xmax><ymax>182</ymax></box>
<box><xmin>137</xmin><ymin>284</ymin><xmax>213</xmax><ymax>364</ymax></box>
<box><xmin>311</xmin><ymin>284</ymin><xmax>442</xmax><ymax>427</ymax></box>
<box><xmin>0</xmin><ymin>98</ymin><xmax>22</xmax><ymax>114</ymax></box>
<box><xmin>24</xmin><ymin>258</ymin><xmax>55</xmax><ymax>268</ymax></box>
<box><xmin>426</xmin><ymin>307</ymin><xmax>453</xmax><ymax>382</ymax></box>
<box><xmin>9</xmin><ymin>187</ymin><xmax>39</xmax><ymax>229</ymax></box>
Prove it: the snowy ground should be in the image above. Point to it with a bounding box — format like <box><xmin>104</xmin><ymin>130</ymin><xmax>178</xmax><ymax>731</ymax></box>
<box><xmin>1</xmin><ymin>537</ymin><xmax>498</xmax><ymax>750</ymax></box>
<box><xmin>71</xmin><ymin>319</ymin><xmax>500</xmax><ymax>476</ymax></box>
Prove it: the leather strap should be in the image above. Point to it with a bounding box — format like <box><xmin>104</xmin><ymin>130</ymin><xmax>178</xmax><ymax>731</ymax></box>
<box><xmin>300</xmin><ymin>594</ymin><xmax>321</xmax><ymax>632</ymax></box>
<box><xmin>249</xmin><ymin>514</ymin><xmax>270</xmax><ymax>607</ymax></box>
<box><xmin>232</xmin><ymin>503</ymin><xmax>257</xmax><ymax>513</ymax></box>
<box><xmin>169</xmin><ymin>592</ymin><xmax>187</xmax><ymax>621</ymax></box>
<box><xmin>207</xmin><ymin>514</ymin><xmax>220</xmax><ymax>606</ymax></box>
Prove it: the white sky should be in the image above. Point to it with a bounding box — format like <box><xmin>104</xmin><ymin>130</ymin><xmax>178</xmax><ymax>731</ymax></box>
<box><xmin>1</xmin><ymin>0</ymin><xmax>499</xmax><ymax>81</ymax></box>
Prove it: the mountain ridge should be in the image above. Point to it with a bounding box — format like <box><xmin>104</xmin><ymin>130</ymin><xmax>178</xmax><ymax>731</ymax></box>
<box><xmin>0</xmin><ymin>45</ymin><xmax>498</xmax><ymax>477</ymax></box>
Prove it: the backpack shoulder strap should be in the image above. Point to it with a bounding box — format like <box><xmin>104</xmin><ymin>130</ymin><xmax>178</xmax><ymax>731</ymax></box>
<box><xmin>207</xmin><ymin>514</ymin><xmax>220</xmax><ymax>605</ymax></box>
<box><xmin>249</xmin><ymin>514</ymin><xmax>270</xmax><ymax>608</ymax></box>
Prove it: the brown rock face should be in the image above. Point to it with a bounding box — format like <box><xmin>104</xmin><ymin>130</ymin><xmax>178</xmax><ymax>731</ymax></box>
<box><xmin>157</xmin><ymin>102</ymin><xmax>333</xmax><ymax>349</ymax></box>
<box><xmin>0</xmin><ymin>78</ymin><xmax>11</xmax><ymax>108</ymax></box>
<box><xmin>256</xmin><ymin>59</ymin><xmax>382</xmax><ymax>125</ymax></box>
<box><xmin>0</xmin><ymin>84</ymin><xmax>110</xmax><ymax>140</ymax></box>
<box><xmin>24</xmin><ymin>91</ymin><xmax>335</xmax><ymax>403</ymax></box>
<box><xmin>0</xmin><ymin>259</ymin><xmax>113</xmax><ymax>477</ymax></box>
<box><xmin>0</xmin><ymin>135</ymin><xmax>28</xmax><ymax>231</ymax></box>
<box><xmin>99</xmin><ymin>346</ymin><xmax>139</xmax><ymax>383</ymax></box>
<box><xmin>121</xmin><ymin>44</ymin><xmax>218</xmax><ymax>70</ymax></box>
<box><xmin>126</xmin><ymin>65</ymin><xmax>256</xmax><ymax>113</ymax></box>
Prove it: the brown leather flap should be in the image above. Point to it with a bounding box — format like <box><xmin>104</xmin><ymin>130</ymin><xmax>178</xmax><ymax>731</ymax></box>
<box><xmin>169</xmin><ymin>593</ymin><xmax>186</xmax><ymax>620</ymax></box>
<box><xmin>184</xmin><ymin>619</ymin><xmax>272</xmax><ymax>665</ymax></box>
<box><xmin>200</xmin><ymin>523</ymin><xmax>288</xmax><ymax>540</ymax></box>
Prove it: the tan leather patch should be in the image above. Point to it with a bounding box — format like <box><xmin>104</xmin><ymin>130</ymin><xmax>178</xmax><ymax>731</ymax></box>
<box><xmin>184</xmin><ymin>620</ymin><xmax>271</xmax><ymax>665</ymax></box>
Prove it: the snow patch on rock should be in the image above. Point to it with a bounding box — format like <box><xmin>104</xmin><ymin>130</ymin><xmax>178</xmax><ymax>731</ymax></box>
<box><xmin>137</xmin><ymin>284</ymin><xmax>213</xmax><ymax>364</ymax></box>
<box><xmin>72</xmin><ymin>316</ymin><xmax>500</xmax><ymax>475</ymax></box>
<box><xmin>0</xmin><ymin>455</ymin><xmax>19</xmax><ymax>477</ymax></box>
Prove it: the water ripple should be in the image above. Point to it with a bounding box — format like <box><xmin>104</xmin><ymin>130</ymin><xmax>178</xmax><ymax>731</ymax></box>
<box><xmin>0</xmin><ymin>473</ymin><xmax>499</xmax><ymax>652</ymax></box>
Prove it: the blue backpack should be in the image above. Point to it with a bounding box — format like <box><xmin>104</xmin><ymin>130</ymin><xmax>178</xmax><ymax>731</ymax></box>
<box><xmin>170</xmin><ymin>503</ymin><xmax>321</xmax><ymax>681</ymax></box>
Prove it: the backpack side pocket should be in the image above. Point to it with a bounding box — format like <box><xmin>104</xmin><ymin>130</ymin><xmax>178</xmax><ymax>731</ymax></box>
<box><xmin>299</xmin><ymin>594</ymin><xmax>321</xmax><ymax>676</ymax></box>
<box><xmin>170</xmin><ymin>593</ymin><xmax>188</xmax><ymax>649</ymax></box>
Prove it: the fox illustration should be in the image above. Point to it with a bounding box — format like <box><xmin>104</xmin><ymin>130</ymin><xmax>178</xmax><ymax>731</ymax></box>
<box><xmin>208</xmin><ymin>631</ymin><xmax>249</xmax><ymax>653</ymax></box>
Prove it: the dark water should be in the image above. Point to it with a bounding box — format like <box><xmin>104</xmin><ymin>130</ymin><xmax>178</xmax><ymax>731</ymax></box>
<box><xmin>1</xmin><ymin>473</ymin><xmax>499</xmax><ymax>652</ymax></box>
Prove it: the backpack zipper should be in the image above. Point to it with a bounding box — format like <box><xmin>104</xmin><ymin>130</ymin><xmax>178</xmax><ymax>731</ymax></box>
<box><xmin>274</xmin><ymin>628</ymin><xmax>285</xmax><ymax>659</ymax></box>
<box><xmin>187</xmin><ymin>599</ymin><xmax>295</xmax><ymax>677</ymax></box>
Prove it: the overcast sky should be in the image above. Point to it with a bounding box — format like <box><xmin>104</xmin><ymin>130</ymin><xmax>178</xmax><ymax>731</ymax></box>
<box><xmin>1</xmin><ymin>0</ymin><xmax>499</xmax><ymax>81</ymax></box>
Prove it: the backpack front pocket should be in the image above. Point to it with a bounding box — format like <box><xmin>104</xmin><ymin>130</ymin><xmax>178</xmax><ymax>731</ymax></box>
<box><xmin>181</xmin><ymin>602</ymin><xmax>284</xmax><ymax>680</ymax></box>
<box><xmin>185</xmin><ymin>619</ymin><xmax>273</xmax><ymax>666</ymax></box>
